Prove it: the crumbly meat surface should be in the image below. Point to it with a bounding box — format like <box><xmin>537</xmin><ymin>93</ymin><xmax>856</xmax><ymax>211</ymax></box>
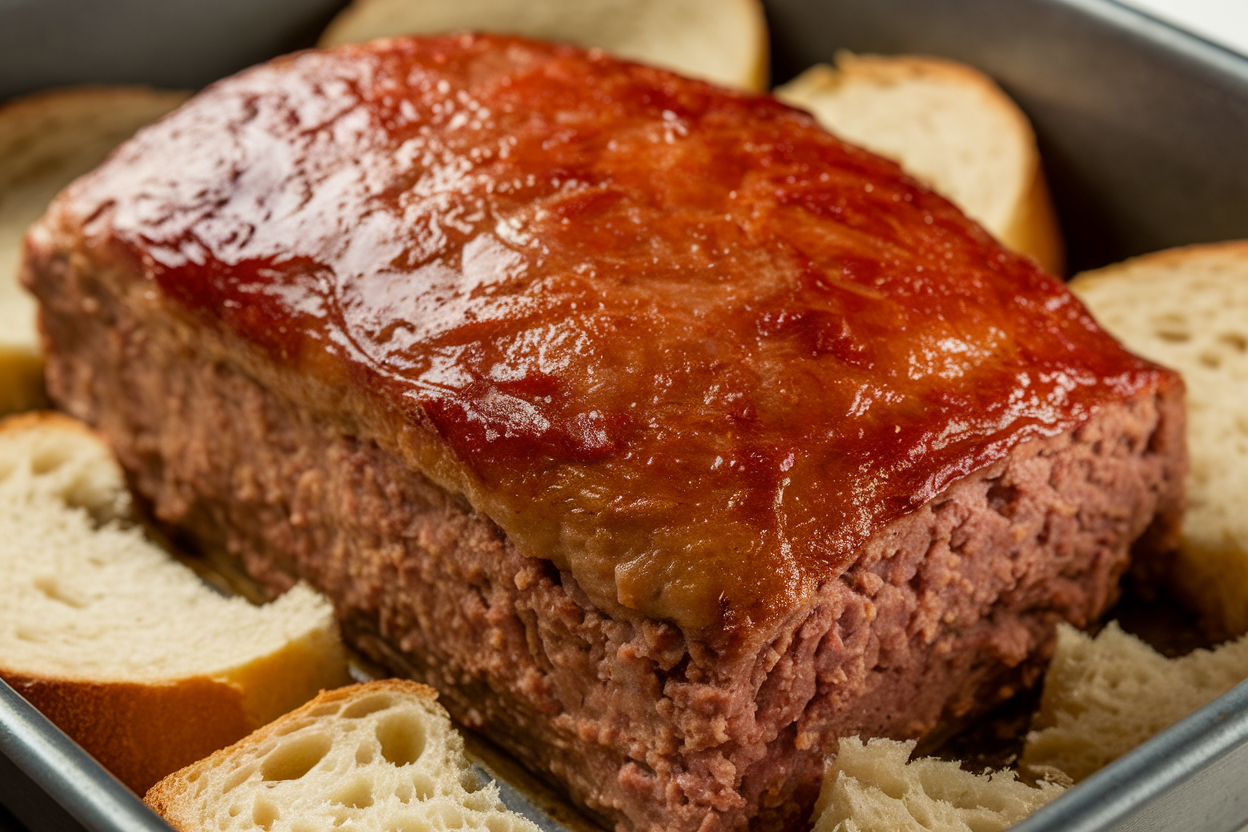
<box><xmin>28</xmin><ymin>243</ymin><xmax>1183</xmax><ymax>831</ymax></box>
<box><xmin>23</xmin><ymin>34</ymin><xmax>1185</xmax><ymax>832</ymax></box>
<box><xmin>29</xmin><ymin>34</ymin><xmax>1180</xmax><ymax>645</ymax></box>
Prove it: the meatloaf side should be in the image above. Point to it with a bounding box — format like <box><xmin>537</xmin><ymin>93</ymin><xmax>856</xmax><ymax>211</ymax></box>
<box><xmin>23</xmin><ymin>35</ymin><xmax>1185</xmax><ymax>832</ymax></box>
<box><xmin>29</xmin><ymin>242</ymin><xmax>1182</xmax><ymax>832</ymax></box>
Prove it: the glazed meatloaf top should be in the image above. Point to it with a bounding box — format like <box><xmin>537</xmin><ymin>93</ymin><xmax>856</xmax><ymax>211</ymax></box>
<box><xmin>37</xmin><ymin>34</ymin><xmax>1177</xmax><ymax>649</ymax></box>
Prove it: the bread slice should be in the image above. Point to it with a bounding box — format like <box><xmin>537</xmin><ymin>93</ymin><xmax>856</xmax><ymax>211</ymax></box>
<box><xmin>0</xmin><ymin>86</ymin><xmax>188</xmax><ymax>416</ymax></box>
<box><xmin>775</xmin><ymin>54</ymin><xmax>1063</xmax><ymax>275</ymax></box>
<box><xmin>1021</xmin><ymin>622</ymin><xmax>1248</xmax><ymax>781</ymax></box>
<box><xmin>1070</xmin><ymin>242</ymin><xmax>1248</xmax><ymax>637</ymax></box>
<box><xmin>146</xmin><ymin>679</ymin><xmax>541</xmax><ymax>832</ymax></box>
<box><xmin>317</xmin><ymin>0</ymin><xmax>769</xmax><ymax>91</ymax></box>
<box><xmin>0</xmin><ymin>411</ymin><xmax>351</xmax><ymax>794</ymax></box>
<box><xmin>812</xmin><ymin>737</ymin><xmax>1065</xmax><ymax>832</ymax></box>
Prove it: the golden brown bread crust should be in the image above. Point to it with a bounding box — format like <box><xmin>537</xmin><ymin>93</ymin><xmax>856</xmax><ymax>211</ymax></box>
<box><xmin>5</xmin><ymin>673</ymin><xmax>252</xmax><ymax>794</ymax></box>
<box><xmin>1004</xmin><ymin>160</ymin><xmax>1065</xmax><ymax>276</ymax></box>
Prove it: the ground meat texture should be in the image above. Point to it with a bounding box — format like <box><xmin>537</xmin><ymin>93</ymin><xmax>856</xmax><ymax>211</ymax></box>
<box><xmin>23</xmin><ymin>34</ymin><xmax>1185</xmax><ymax>832</ymax></box>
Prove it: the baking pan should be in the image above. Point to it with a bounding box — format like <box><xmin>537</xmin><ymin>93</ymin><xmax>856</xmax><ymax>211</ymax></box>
<box><xmin>2</xmin><ymin>0</ymin><xmax>1247</xmax><ymax>830</ymax></box>
<box><xmin>767</xmin><ymin>0</ymin><xmax>1248</xmax><ymax>273</ymax></box>
<box><xmin>0</xmin><ymin>678</ymin><xmax>174</xmax><ymax>832</ymax></box>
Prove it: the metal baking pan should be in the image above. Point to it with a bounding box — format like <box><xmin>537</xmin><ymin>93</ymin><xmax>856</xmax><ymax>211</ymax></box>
<box><xmin>2</xmin><ymin>0</ymin><xmax>1247</xmax><ymax>830</ymax></box>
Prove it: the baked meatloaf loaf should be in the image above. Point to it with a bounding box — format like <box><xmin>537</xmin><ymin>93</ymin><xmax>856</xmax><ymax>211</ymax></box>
<box><xmin>23</xmin><ymin>34</ymin><xmax>1184</xmax><ymax>832</ymax></box>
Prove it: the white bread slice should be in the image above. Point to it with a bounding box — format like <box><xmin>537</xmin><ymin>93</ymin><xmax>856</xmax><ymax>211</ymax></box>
<box><xmin>812</xmin><ymin>737</ymin><xmax>1065</xmax><ymax>832</ymax></box>
<box><xmin>146</xmin><ymin>679</ymin><xmax>541</xmax><ymax>832</ymax></box>
<box><xmin>1070</xmin><ymin>242</ymin><xmax>1248</xmax><ymax>637</ymax></box>
<box><xmin>0</xmin><ymin>411</ymin><xmax>351</xmax><ymax>794</ymax></box>
<box><xmin>317</xmin><ymin>0</ymin><xmax>769</xmax><ymax>92</ymax></box>
<box><xmin>0</xmin><ymin>87</ymin><xmax>188</xmax><ymax>416</ymax></box>
<box><xmin>1021</xmin><ymin>622</ymin><xmax>1248</xmax><ymax>782</ymax></box>
<box><xmin>775</xmin><ymin>54</ymin><xmax>1063</xmax><ymax>275</ymax></box>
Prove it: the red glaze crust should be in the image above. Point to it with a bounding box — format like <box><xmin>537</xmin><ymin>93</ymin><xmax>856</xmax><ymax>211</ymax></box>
<box><xmin>56</xmin><ymin>34</ymin><xmax>1173</xmax><ymax>644</ymax></box>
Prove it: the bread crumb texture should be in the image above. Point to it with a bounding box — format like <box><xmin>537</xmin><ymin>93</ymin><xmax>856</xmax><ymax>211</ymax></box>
<box><xmin>1022</xmin><ymin>622</ymin><xmax>1248</xmax><ymax>781</ymax></box>
<box><xmin>1072</xmin><ymin>241</ymin><xmax>1248</xmax><ymax>637</ymax></box>
<box><xmin>0</xmin><ymin>411</ymin><xmax>350</xmax><ymax>792</ymax></box>
<box><xmin>0</xmin><ymin>412</ymin><xmax>344</xmax><ymax>692</ymax></box>
<box><xmin>147</xmin><ymin>680</ymin><xmax>542</xmax><ymax>832</ymax></box>
<box><xmin>811</xmin><ymin>737</ymin><xmax>1064</xmax><ymax>832</ymax></box>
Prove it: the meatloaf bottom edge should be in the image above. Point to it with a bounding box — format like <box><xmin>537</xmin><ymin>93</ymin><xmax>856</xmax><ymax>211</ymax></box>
<box><xmin>24</xmin><ymin>216</ymin><xmax>1185</xmax><ymax>832</ymax></box>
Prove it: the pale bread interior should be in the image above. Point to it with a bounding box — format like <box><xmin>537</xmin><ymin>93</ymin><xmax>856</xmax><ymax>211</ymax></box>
<box><xmin>1071</xmin><ymin>242</ymin><xmax>1248</xmax><ymax>636</ymax></box>
<box><xmin>1022</xmin><ymin>622</ymin><xmax>1248</xmax><ymax>782</ymax></box>
<box><xmin>812</xmin><ymin>736</ymin><xmax>1064</xmax><ymax>832</ymax></box>
<box><xmin>775</xmin><ymin>54</ymin><xmax>1062</xmax><ymax>274</ymax></box>
<box><xmin>0</xmin><ymin>87</ymin><xmax>188</xmax><ymax>414</ymax></box>
<box><xmin>0</xmin><ymin>412</ymin><xmax>347</xmax><ymax>724</ymax></box>
<box><xmin>317</xmin><ymin>0</ymin><xmax>769</xmax><ymax>91</ymax></box>
<box><xmin>147</xmin><ymin>680</ymin><xmax>540</xmax><ymax>832</ymax></box>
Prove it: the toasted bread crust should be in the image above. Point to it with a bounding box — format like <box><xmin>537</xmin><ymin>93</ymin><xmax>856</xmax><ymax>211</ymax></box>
<box><xmin>1072</xmin><ymin>239</ymin><xmax>1248</xmax><ymax>285</ymax></box>
<box><xmin>6</xmin><ymin>673</ymin><xmax>253</xmax><ymax>795</ymax></box>
<box><xmin>1003</xmin><ymin>162</ymin><xmax>1064</xmax><ymax>276</ymax></box>
<box><xmin>0</xmin><ymin>408</ymin><xmax>94</xmax><ymax>436</ymax></box>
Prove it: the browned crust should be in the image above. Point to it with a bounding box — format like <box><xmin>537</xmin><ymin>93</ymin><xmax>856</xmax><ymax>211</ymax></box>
<box><xmin>0</xmin><ymin>85</ymin><xmax>188</xmax><ymax>123</ymax></box>
<box><xmin>3</xmin><ymin>672</ymin><xmax>252</xmax><ymax>795</ymax></box>
<box><xmin>1003</xmin><ymin>157</ymin><xmax>1065</xmax><ymax>277</ymax></box>
<box><xmin>1072</xmin><ymin>239</ymin><xmax>1248</xmax><ymax>288</ymax></box>
<box><xmin>0</xmin><ymin>86</ymin><xmax>190</xmax><ymax>166</ymax></box>
<box><xmin>0</xmin><ymin>410</ymin><xmax>353</xmax><ymax>794</ymax></box>
<box><xmin>742</xmin><ymin>0</ymin><xmax>770</xmax><ymax>91</ymax></box>
<box><xmin>0</xmin><ymin>408</ymin><xmax>96</xmax><ymax>437</ymax></box>
<box><xmin>0</xmin><ymin>351</ymin><xmax>48</xmax><ymax>416</ymax></box>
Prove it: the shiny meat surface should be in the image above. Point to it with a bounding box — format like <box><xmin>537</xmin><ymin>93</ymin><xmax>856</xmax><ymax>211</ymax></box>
<box><xmin>62</xmin><ymin>34</ymin><xmax>1171</xmax><ymax>638</ymax></box>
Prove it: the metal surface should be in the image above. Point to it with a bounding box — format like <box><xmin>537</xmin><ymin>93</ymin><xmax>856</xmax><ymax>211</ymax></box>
<box><xmin>0</xmin><ymin>678</ymin><xmax>174</xmax><ymax>832</ymax></box>
<box><xmin>0</xmin><ymin>0</ymin><xmax>345</xmax><ymax>100</ymax></box>
<box><xmin>1016</xmin><ymin>680</ymin><xmax>1248</xmax><ymax>832</ymax></box>
<box><xmin>2</xmin><ymin>1</ymin><xmax>1248</xmax><ymax>831</ymax></box>
<box><xmin>765</xmin><ymin>0</ymin><xmax>1248</xmax><ymax>273</ymax></box>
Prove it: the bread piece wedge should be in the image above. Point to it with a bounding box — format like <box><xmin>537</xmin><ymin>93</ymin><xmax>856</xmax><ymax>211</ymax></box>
<box><xmin>146</xmin><ymin>680</ymin><xmax>541</xmax><ymax>832</ymax></box>
<box><xmin>812</xmin><ymin>737</ymin><xmax>1065</xmax><ymax>832</ymax></box>
<box><xmin>318</xmin><ymin>0</ymin><xmax>769</xmax><ymax>91</ymax></box>
<box><xmin>1022</xmin><ymin>622</ymin><xmax>1248</xmax><ymax>781</ymax></box>
<box><xmin>0</xmin><ymin>411</ymin><xmax>351</xmax><ymax>794</ymax></box>
<box><xmin>0</xmin><ymin>86</ymin><xmax>187</xmax><ymax>416</ymax></box>
<box><xmin>1071</xmin><ymin>242</ymin><xmax>1248</xmax><ymax>637</ymax></box>
<box><xmin>775</xmin><ymin>54</ymin><xmax>1063</xmax><ymax>275</ymax></box>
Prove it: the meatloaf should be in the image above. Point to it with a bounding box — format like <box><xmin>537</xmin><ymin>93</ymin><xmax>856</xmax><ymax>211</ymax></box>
<box><xmin>23</xmin><ymin>34</ymin><xmax>1184</xmax><ymax>832</ymax></box>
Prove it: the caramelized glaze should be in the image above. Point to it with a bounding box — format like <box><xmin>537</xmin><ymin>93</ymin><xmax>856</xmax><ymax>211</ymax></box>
<box><xmin>72</xmin><ymin>35</ymin><xmax>1170</xmax><ymax>638</ymax></box>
